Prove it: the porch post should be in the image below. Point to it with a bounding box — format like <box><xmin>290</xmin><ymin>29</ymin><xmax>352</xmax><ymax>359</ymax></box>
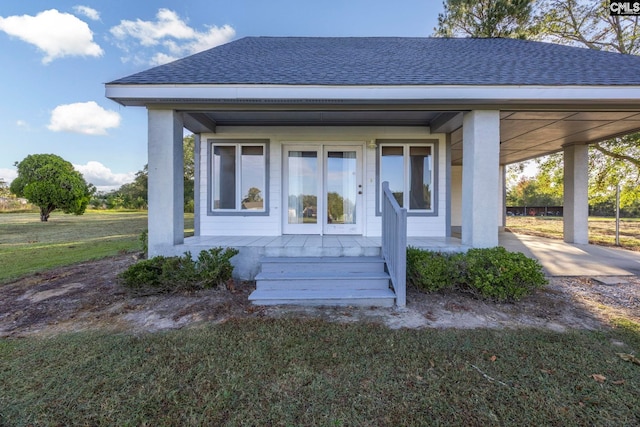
<box><xmin>193</xmin><ymin>134</ymin><xmax>201</xmax><ymax>237</ymax></box>
<box><xmin>563</xmin><ymin>143</ymin><xmax>589</xmax><ymax>244</ymax></box>
<box><xmin>148</xmin><ymin>109</ymin><xmax>184</xmax><ymax>256</ymax></box>
<box><xmin>461</xmin><ymin>110</ymin><xmax>500</xmax><ymax>248</ymax></box>
<box><xmin>498</xmin><ymin>164</ymin><xmax>506</xmax><ymax>231</ymax></box>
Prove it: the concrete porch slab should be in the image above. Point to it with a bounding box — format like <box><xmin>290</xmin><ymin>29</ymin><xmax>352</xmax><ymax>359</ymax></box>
<box><xmin>499</xmin><ymin>232</ymin><xmax>640</xmax><ymax>277</ymax></box>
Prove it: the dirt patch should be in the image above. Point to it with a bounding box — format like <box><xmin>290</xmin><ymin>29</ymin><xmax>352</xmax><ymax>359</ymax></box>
<box><xmin>1</xmin><ymin>255</ymin><xmax>638</xmax><ymax>337</ymax></box>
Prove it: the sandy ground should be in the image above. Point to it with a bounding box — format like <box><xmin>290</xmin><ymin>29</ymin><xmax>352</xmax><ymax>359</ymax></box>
<box><xmin>1</xmin><ymin>254</ymin><xmax>638</xmax><ymax>337</ymax></box>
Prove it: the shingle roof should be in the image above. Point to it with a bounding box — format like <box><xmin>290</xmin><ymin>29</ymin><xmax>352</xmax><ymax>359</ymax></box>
<box><xmin>109</xmin><ymin>36</ymin><xmax>640</xmax><ymax>86</ymax></box>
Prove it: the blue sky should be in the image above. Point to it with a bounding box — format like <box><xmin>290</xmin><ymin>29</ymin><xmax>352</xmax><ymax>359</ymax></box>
<box><xmin>0</xmin><ymin>0</ymin><xmax>439</xmax><ymax>191</ymax></box>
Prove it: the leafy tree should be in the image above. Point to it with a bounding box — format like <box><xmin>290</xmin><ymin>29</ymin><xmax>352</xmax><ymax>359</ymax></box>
<box><xmin>535</xmin><ymin>0</ymin><xmax>640</xmax><ymax>55</ymax></box>
<box><xmin>443</xmin><ymin>0</ymin><xmax>640</xmax><ymax>210</ymax></box>
<box><xmin>96</xmin><ymin>134</ymin><xmax>195</xmax><ymax>211</ymax></box>
<box><xmin>531</xmin><ymin>0</ymin><xmax>640</xmax><ymax>209</ymax></box>
<box><xmin>10</xmin><ymin>154</ymin><xmax>94</xmax><ymax>221</ymax></box>
<box><xmin>434</xmin><ymin>0</ymin><xmax>535</xmax><ymax>38</ymax></box>
<box><xmin>183</xmin><ymin>134</ymin><xmax>195</xmax><ymax>212</ymax></box>
<box><xmin>506</xmin><ymin>176</ymin><xmax>562</xmax><ymax>207</ymax></box>
<box><xmin>0</xmin><ymin>178</ymin><xmax>11</xmax><ymax>198</ymax></box>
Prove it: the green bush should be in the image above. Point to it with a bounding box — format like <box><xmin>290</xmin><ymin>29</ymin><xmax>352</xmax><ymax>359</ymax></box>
<box><xmin>406</xmin><ymin>247</ymin><xmax>547</xmax><ymax>302</ymax></box>
<box><xmin>406</xmin><ymin>246</ymin><xmax>463</xmax><ymax>292</ymax></box>
<box><xmin>463</xmin><ymin>247</ymin><xmax>547</xmax><ymax>302</ymax></box>
<box><xmin>139</xmin><ymin>229</ymin><xmax>148</xmax><ymax>257</ymax></box>
<box><xmin>119</xmin><ymin>247</ymin><xmax>239</xmax><ymax>294</ymax></box>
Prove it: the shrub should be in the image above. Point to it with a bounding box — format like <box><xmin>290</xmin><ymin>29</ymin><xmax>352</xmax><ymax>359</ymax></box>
<box><xmin>119</xmin><ymin>247</ymin><xmax>239</xmax><ymax>294</ymax></box>
<box><xmin>462</xmin><ymin>247</ymin><xmax>547</xmax><ymax>302</ymax></box>
<box><xmin>407</xmin><ymin>247</ymin><xmax>463</xmax><ymax>292</ymax></box>
<box><xmin>406</xmin><ymin>246</ymin><xmax>547</xmax><ymax>302</ymax></box>
<box><xmin>139</xmin><ymin>229</ymin><xmax>148</xmax><ymax>257</ymax></box>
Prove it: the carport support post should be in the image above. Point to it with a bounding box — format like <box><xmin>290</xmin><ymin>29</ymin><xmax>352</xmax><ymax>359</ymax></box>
<box><xmin>147</xmin><ymin>109</ymin><xmax>184</xmax><ymax>256</ymax></box>
<box><xmin>461</xmin><ymin>110</ymin><xmax>500</xmax><ymax>248</ymax></box>
<box><xmin>498</xmin><ymin>164</ymin><xmax>506</xmax><ymax>231</ymax></box>
<box><xmin>563</xmin><ymin>143</ymin><xmax>589</xmax><ymax>244</ymax></box>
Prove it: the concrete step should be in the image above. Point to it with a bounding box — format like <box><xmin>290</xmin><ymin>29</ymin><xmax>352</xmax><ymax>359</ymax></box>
<box><xmin>254</xmin><ymin>271</ymin><xmax>391</xmax><ymax>291</ymax></box>
<box><xmin>248</xmin><ymin>288</ymin><xmax>396</xmax><ymax>307</ymax></box>
<box><xmin>260</xmin><ymin>256</ymin><xmax>386</xmax><ymax>274</ymax></box>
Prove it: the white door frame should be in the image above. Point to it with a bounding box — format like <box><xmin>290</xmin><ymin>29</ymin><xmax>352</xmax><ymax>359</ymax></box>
<box><xmin>282</xmin><ymin>143</ymin><xmax>364</xmax><ymax>235</ymax></box>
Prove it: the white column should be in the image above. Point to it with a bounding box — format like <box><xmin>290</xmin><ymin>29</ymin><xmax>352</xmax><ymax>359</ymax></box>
<box><xmin>498</xmin><ymin>164</ymin><xmax>506</xmax><ymax>231</ymax></box>
<box><xmin>148</xmin><ymin>109</ymin><xmax>184</xmax><ymax>256</ymax></box>
<box><xmin>193</xmin><ymin>134</ymin><xmax>201</xmax><ymax>237</ymax></box>
<box><xmin>563</xmin><ymin>143</ymin><xmax>589</xmax><ymax>244</ymax></box>
<box><xmin>461</xmin><ymin>110</ymin><xmax>500</xmax><ymax>248</ymax></box>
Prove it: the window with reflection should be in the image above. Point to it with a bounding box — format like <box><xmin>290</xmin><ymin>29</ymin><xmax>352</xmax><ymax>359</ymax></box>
<box><xmin>211</xmin><ymin>142</ymin><xmax>266</xmax><ymax>212</ymax></box>
<box><xmin>379</xmin><ymin>141</ymin><xmax>435</xmax><ymax>214</ymax></box>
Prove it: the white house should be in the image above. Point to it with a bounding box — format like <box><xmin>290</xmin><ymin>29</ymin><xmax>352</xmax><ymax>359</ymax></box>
<box><xmin>106</xmin><ymin>37</ymin><xmax>640</xmax><ymax>306</ymax></box>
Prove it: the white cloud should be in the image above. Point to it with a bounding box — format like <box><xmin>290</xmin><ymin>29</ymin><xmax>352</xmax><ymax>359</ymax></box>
<box><xmin>48</xmin><ymin>101</ymin><xmax>121</xmax><ymax>135</ymax></box>
<box><xmin>110</xmin><ymin>8</ymin><xmax>235</xmax><ymax>65</ymax></box>
<box><xmin>0</xmin><ymin>168</ymin><xmax>17</xmax><ymax>184</ymax></box>
<box><xmin>74</xmin><ymin>161</ymin><xmax>135</xmax><ymax>191</ymax></box>
<box><xmin>16</xmin><ymin>120</ymin><xmax>28</xmax><ymax>128</ymax></box>
<box><xmin>0</xmin><ymin>9</ymin><xmax>103</xmax><ymax>63</ymax></box>
<box><xmin>73</xmin><ymin>5</ymin><xmax>100</xmax><ymax>21</ymax></box>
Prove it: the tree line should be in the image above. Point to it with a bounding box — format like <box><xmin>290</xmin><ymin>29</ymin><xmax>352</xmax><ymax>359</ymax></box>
<box><xmin>90</xmin><ymin>135</ymin><xmax>195</xmax><ymax>212</ymax></box>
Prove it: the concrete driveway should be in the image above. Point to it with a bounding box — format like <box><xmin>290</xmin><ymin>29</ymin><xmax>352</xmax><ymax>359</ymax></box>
<box><xmin>499</xmin><ymin>232</ymin><xmax>640</xmax><ymax>277</ymax></box>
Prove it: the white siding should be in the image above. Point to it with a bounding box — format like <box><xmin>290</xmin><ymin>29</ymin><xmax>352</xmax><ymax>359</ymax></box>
<box><xmin>198</xmin><ymin>126</ymin><xmax>448</xmax><ymax>238</ymax></box>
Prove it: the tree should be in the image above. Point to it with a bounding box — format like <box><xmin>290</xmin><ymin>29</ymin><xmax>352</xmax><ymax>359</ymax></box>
<box><xmin>535</xmin><ymin>0</ymin><xmax>640</xmax><ymax>55</ymax></box>
<box><xmin>434</xmin><ymin>0</ymin><xmax>535</xmax><ymax>38</ymax></box>
<box><xmin>10</xmin><ymin>154</ymin><xmax>94</xmax><ymax>221</ymax></box>
<box><xmin>439</xmin><ymin>0</ymin><xmax>640</xmax><ymax>210</ymax></box>
<box><xmin>532</xmin><ymin>0</ymin><xmax>640</xmax><ymax>209</ymax></box>
<box><xmin>0</xmin><ymin>178</ymin><xmax>11</xmax><ymax>198</ymax></box>
<box><xmin>96</xmin><ymin>134</ymin><xmax>195</xmax><ymax>211</ymax></box>
<box><xmin>183</xmin><ymin>134</ymin><xmax>195</xmax><ymax>212</ymax></box>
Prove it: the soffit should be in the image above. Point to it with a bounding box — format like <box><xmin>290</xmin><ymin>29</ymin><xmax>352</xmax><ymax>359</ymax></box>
<box><xmin>182</xmin><ymin>110</ymin><xmax>640</xmax><ymax>165</ymax></box>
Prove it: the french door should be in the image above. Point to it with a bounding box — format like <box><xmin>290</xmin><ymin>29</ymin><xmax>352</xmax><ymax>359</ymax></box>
<box><xmin>283</xmin><ymin>144</ymin><xmax>363</xmax><ymax>235</ymax></box>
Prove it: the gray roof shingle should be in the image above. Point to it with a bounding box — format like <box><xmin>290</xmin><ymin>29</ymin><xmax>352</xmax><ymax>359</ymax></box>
<box><xmin>108</xmin><ymin>37</ymin><xmax>640</xmax><ymax>86</ymax></box>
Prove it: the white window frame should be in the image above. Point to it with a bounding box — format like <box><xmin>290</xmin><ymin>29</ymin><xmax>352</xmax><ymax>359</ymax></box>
<box><xmin>208</xmin><ymin>140</ymin><xmax>268</xmax><ymax>216</ymax></box>
<box><xmin>377</xmin><ymin>140</ymin><xmax>438</xmax><ymax>216</ymax></box>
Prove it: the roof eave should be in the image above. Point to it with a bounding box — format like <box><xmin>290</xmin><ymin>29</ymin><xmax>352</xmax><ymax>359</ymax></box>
<box><xmin>105</xmin><ymin>84</ymin><xmax>640</xmax><ymax>109</ymax></box>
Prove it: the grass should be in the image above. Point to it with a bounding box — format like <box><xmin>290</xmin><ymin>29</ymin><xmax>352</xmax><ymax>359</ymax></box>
<box><xmin>1</xmin><ymin>319</ymin><xmax>639</xmax><ymax>426</ymax></box>
<box><xmin>506</xmin><ymin>216</ymin><xmax>640</xmax><ymax>251</ymax></box>
<box><xmin>0</xmin><ymin>210</ymin><xmax>194</xmax><ymax>283</ymax></box>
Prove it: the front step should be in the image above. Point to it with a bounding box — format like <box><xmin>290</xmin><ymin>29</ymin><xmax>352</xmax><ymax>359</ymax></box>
<box><xmin>249</xmin><ymin>256</ymin><xmax>396</xmax><ymax>307</ymax></box>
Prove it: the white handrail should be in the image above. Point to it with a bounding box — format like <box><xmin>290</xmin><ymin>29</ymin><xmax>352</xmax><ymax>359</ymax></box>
<box><xmin>381</xmin><ymin>181</ymin><xmax>407</xmax><ymax>307</ymax></box>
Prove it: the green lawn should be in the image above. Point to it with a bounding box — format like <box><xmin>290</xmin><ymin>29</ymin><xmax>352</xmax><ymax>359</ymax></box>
<box><xmin>1</xmin><ymin>211</ymin><xmax>639</xmax><ymax>425</ymax></box>
<box><xmin>0</xmin><ymin>210</ymin><xmax>194</xmax><ymax>283</ymax></box>
<box><xmin>506</xmin><ymin>216</ymin><xmax>640</xmax><ymax>251</ymax></box>
<box><xmin>1</xmin><ymin>319</ymin><xmax>639</xmax><ymax>426</ymax></box>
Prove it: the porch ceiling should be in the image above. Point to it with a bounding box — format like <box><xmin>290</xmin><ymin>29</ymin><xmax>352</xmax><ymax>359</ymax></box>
<box><xmin>182</xmin><ymin>109</ymin><xmax>640</xmax><ymax>165</ymax></box>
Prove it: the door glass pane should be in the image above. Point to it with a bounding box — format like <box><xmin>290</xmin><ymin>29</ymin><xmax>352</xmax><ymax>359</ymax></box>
<box><xmin>327</xmin><ymin>151</ymin><xmax>357</xmax><ymax>225</ymax></box>
<box><xmin>381</xmin><ymin>146</ymin><xmax>404</xmax><ymax>207</ymax></box>
<box><xmin>409</xmin><ymin>146</ymin><xmax>432</xmax><ymax>210</ymax></box>
<box><xmin>212</xmin><ymin>146</ymin><xmax>236</xmax><ymax>209</ymax></box>
<box><xmin>241</xmin><ymin>146</ymin><xmax>265</xmax><ymax>210</ymax></box>
<box><xmin>288</xmin><ymin>151</ymin><xmax>317</xmax><ymax>224</ymax></box>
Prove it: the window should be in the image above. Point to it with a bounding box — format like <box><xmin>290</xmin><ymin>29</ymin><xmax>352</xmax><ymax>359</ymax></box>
<box><xmin>210</xmin><ymin>141</ymin><xmax>267</xmax><ymax>214</ymax></box>
<box><xmin>378</xmin><ymin>140</ymin><xmax>437</xmax><ymax>215</ymax></box>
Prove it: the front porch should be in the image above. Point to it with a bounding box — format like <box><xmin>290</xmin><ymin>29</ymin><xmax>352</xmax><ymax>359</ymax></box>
<box><xmin>176</xmin><ymin>234</ymin><xmax>466</xmax><ymax>281</ymax></box>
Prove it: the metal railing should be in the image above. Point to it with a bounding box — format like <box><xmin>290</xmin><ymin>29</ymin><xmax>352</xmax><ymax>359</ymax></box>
<box><xmin>381</xmin><ymin>181</ymin><xmax>407</xmax><ymax>307</ymax></box>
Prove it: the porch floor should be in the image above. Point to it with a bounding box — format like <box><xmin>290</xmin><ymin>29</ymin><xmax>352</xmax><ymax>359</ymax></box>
<box><xmin>179</xmin><ymin>235</ymin><xmax>466</xmax><ymax>280</ymax></box>
<box><xmin>182</xmin><ymin>235</ymin><xmax>467</xmax><ymax>257</ymax></box>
